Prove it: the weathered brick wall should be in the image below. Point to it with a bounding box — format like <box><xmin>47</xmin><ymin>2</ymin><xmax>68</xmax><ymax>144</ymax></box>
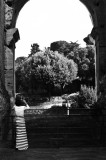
<box><xmin>0</xmin><ymin>0</ymin><xmax>5</xmax><ymax>82</ymax></box>
<box><xmin>4</xmin><ymin>0</ymin><xmax>20</xmax><ymax>96</ymax></box>
<box><xmin>5</xmin><ymin>1</ymin><xmax>14</xmax><ymax>96</ymax></box>
<box><xmin>0</xmin><ymin>0</ymin><xmax>11</xmax><ymax>140</ymax></box>
<box><xmin>81</xmin><ymin>0</ymin><xmax>106</xmax><ymax>91</ymax></box>
<box><xmin>97</xmin><ymin>0</ymin><xmax>106</xmax><ymax>80</ymax></box>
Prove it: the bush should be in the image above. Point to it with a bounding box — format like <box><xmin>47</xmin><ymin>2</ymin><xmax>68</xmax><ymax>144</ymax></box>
<box><xmin>95</xmin><ymin>75</ymin><xmax>106</xmax><ymax>109</ymax></box>
<box><xmin>78</xmin><ymin>85</ymin><xmax>96</xmax><ymax>108</ymax></box>
<box><xmin>62</xmin><ymin>93</ymin><xmax>79</xmax><ymax>109</ymax></box>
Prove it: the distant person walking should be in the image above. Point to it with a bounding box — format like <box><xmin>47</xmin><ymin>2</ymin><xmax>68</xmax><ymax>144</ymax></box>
<box><xmin>13</xmin><ymin>94</ymin><xmax>30</xmax><ymax>151</ymax></box>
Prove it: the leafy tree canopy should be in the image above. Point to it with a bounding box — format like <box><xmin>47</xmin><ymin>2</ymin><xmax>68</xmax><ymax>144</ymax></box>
<box><xmin>50</xmin><ymin>40</ymin><xmax>95</xmax><ymax>86</ymax></box>
<box><xmin>16</xmin><ymin>48</ymin><xmax>78</xmax><ymax>93</ymax></box>
<box><xmin>50</xmin><ymin>40</ymin><xmax>79</xmax><ymax>56</ymax></box>
<box><xmin>15</xmin><ymin>56</ymin><xmax>27</xmax><ymax>69</ymax></box>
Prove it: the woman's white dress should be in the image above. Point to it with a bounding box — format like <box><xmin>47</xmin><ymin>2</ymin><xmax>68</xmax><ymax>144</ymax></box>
<box><xmin>14</xmin><ymin>105</ymin><xmax>29</xmax><ymax>150</ymax></box>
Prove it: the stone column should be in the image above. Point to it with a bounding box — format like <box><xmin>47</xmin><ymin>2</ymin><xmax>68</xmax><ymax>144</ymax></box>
<box><xmin>0</xmin><ymin>1</ymin><xmax>20</xmax><ymax>141</ymax></box>
<box><xmin>5</xmin><ymin>28</ymin><xmax>20</xmax><ymax>96</ymax></box>
<box><xmin>0</xmin><ymin>0</ymin><xmax>5</xmax><ymax>84</ymax></box>
<box><xmin>0</xmin><ymin>0</ymin><xmax>12</xmax><ymax>141</ymax></box>
<box><xmin>5</xmin><ymin>2</ymin><xmax>20</xmax><ymax>96</ymax></box>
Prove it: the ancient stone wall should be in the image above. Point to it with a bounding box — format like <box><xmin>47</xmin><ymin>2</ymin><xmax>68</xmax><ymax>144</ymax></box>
<box><xmin>0</xmin><ymin>0</ymin><xmax>12</xmax><ymax>140</ymax></box>
<box><xmin>0</xmin><ymin>0</ymin><xmax>5</xmax><ymax>82</ymax></box>
<box><xmin>81</xmin><ymin>0</ymin><xmax>106</xmax><ymax>94</ymax></box>
<box><xmin>4</xmin><ymin>0</ymin><xmax>20</xmax><ymax>96</ymax></box>
<box><xmin>0</xmin><ymin>0</ymin><xmax>20</xmax><ymax>141</ymax></box>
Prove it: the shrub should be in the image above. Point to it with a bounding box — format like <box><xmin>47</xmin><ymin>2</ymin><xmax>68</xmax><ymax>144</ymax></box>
<box><xmin>78</xmin><ymin>85</ymin><xmax>96</xmax><ymax>108</ymax></box>
<box><xmin>96</xmin><ymin>75</ymin><xmax>106</xmax><ymax>109</ymax></box>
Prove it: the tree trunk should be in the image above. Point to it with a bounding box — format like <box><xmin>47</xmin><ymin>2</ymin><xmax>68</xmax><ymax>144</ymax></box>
<box><xmin>61</xmin><ymin>84</ymin><xmax>65</xmax><ymax>95</ymax></box>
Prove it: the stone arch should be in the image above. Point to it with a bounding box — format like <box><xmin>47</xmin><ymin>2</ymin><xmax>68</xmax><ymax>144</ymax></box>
<box><xmin>1</xmin><ymin>0</ymin><xmax>106</xmax><ymax>141</ymax></box>
<box><xmin>11</xmin><ymin>0</ymin><xmax>29</xmax><ymax>28</ymax></box>
<box><xmin>1</xmin><ymin>0</ymin><xmax>106</xmax><ymax>92</ymax></box>
<box><xmin>5</xmin><ymin>0</ymin><xmax>103</xmax><ymax>96</ymax></box>
<box><xmin>3</xmin><ymin>0</ymin><xmax>106</xmax><ymax>98</ymax></box>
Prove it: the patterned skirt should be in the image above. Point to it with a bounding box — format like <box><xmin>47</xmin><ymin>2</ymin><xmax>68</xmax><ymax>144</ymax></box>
<box><xmin>16</xmin><ymin>118</ymin><xmax>28</xmax><ymax>150</ymax></box>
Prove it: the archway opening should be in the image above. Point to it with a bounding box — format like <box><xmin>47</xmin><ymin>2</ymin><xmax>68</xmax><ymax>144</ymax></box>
<box><xmin>15</xmin><ymin>0</ymin><xmax>93</xmax><ymax>58</ymax></box>
<box><xmin>15</xmin><ymin>0</ymin><xmax>95</xmax><ymax>109</ymax></box>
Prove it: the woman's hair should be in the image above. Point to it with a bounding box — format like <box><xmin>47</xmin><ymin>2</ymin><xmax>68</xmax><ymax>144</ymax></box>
<box><xmin>15</xmin><ymin>94</ymin><xmax>26</xmax><ymax>106</ymax></box>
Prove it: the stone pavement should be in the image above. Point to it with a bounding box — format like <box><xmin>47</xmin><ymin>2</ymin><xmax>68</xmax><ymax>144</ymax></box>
<box><xmin>0</xmin><ymin>147</ymin><xmax>106</xmax><ymax>160</ymax></box>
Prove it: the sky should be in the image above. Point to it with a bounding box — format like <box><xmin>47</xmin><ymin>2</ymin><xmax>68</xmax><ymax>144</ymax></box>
<box><xmin>15</xmin><ymin>0</ymin><xmax>93</xmax><ymax>59</ymax></box>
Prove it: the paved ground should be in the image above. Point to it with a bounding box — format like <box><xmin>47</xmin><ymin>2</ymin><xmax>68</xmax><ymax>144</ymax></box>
<box><xmin>0</xmin><ymin>147</ymin><xmax>106</xmax><ymax>160</ymax></box>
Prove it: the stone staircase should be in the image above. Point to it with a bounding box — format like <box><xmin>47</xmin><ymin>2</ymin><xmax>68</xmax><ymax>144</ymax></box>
<box><xmin>25</xmin><ymin>109</ymin><xmax>103</xmax><ymax>148</ymax></box>
<box><xmin>0</xmin><ymin>108</ymin><xmax>105</xmax><ymax>148</ymax></box>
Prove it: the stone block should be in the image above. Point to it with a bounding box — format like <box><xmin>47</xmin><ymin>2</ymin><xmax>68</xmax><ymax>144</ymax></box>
<box><xmin>4</xmin><ymin>46</ymin><xmax>13</xmax><ymax>70</ymax></box>
<box><xmin>5</xmin><ymin>69</ymin><xmax>14</xmax><ymax>94</ymax></box>
<box><xmin>6</xmin><ymin>28</ymin><xmax>20</xmax><ymax>47</ymax></box>
<box><xmin>83</xmin><ymin>34</ymin><xmax>95</xmax><ymax>45</ymax></box>
<box><xmin>5</xmin><ymin>4</ymin><xmax>13</xmax><ymax>28</ymax></box>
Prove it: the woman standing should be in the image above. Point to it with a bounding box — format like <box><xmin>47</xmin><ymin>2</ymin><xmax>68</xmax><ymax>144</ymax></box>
<box><xmin>14</xmin><ymin>95</ymin><xmax>30</xmax><ymax>151</ymax></box>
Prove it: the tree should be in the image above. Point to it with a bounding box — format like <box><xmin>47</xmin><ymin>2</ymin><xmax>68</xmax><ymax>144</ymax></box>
<box><xmin>29</xmin><ymin>43</ymin><xmax>40</xmax><ymax>57</ymax></box>
<box><xmin>67</xmin><ymin>46</ymin><xmax>95</xmax><ymax>87</ymax></box>
<box><xmin>15</xmin><ymin>56</ymin><xmax>27</xmax><ymax>69</ymax></box>
<box><xmin>50</xmin><ymin>40</ymin><xmax>95</xmax><ymax>87</ymax></box>
<box><xmin>50</xmin><ymin>40</ymin><xmax>79</xmax><ymax>56</ymax></box>
<box><xmin>16</xmin><ymin>48</ymin><xmax>78</xmax><ymax>95</ymax></box>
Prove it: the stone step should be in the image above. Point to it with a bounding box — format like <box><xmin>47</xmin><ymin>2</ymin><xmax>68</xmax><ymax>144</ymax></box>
<box><xmin>27</xmin><ymin>133</ymin><xmax>96</xmax><ymax>140</ymax></box>
<box><xmin>26</xmin><ymin>126</ymin><xmax>96</xmax><ymax>134</ymax></box>
<box><xmin>26</xmin><ymin>121</ymin><xmax>98</xmax><ymax>128</ymax></box>
<box><xmin>28</xmin><ymin>136</ymin><xmax>100</xmax><ymax>148</ymax></box>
